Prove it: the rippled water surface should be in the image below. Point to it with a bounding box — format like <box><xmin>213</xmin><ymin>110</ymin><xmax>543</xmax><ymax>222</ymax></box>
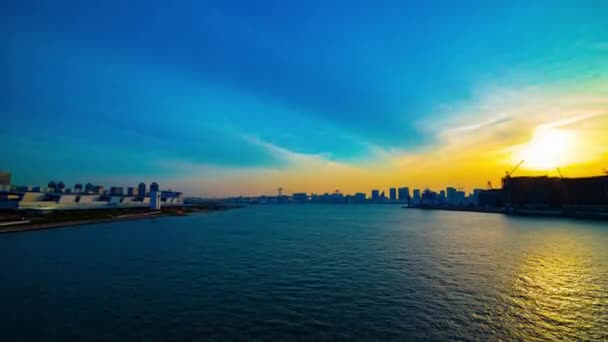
<box><xmin>1</xmin><ymin>205</ymin><xmax>607</xmax><ymax>341</ymax></box>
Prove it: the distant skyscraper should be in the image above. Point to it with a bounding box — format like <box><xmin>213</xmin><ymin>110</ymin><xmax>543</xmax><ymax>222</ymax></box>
<box><xmin>455</xmin><ymin>190</ymin><xmax>466</xmax><ymax>205</ymax></box>
<box><xmin>439</xmin><ymin>190</ymin><xmax>446</xmax><ymax>202</ymax></box>
<box><xmin>398</xmin><ymin>187</ymin><xmax>410</xmax><ymax>201</ymax></box>
<box><xmin>85</xmin><ymin>183</ymin><xmax>95</xmax><ymax>193</ymax></box>
<box><xmin>371</xmin><ymin>189</ymin><xmax>380</xmax><ymax>201</ymax></box>
<box><xmin>446</xmin><ymin>187</ymin><xmax>457</xmax><ymax>204</ymax></box>
<box><xmin>353</xmin><ymin>193</ymin><xmax>366</xmax><ymax>203</ymax></box>
<box><xmin>74</xmin><ymin>184</ymin><xmax>83</xmax><ymax>193</ymax></box>
<box><xmin>472</xmin><ymin>189</ymin><xmax>484</xmax><ymax>205</ymax></box>
<box><xmin>0</xmin><ymin>171</ymin><xmax>10</xmax><ymax>192</ymax></box>
<box><xmin>292</xmin><ymin>193</ymin><xmax>308</xmax><ymax>203</ymax></box>
<box><xmin>150</xmin><ymin>182</ymin><xmax>159</xmax><ymax>193</ymax></box>
<box><xmin>421</xmin><ymin>188</ymin><xmax>436</xmax><ymax>204</ymax></box>
<box><xmin>150</xmin><ymin>191</ymin><xmax>161</xmax><ymax>210</ymax></box>
<box><xmin>127</xmin><ymin>187</ymin><xmax>138</xmax><ymax>196</ymax></box>
<box><xmin>138</xmin><ymin>182</ymin><xmax>146</xmax><ymax>196</ymax></box>
<box><xmin>110</xmin><ymin>187</ymin><xmax>123</xmax><ymax>196</ymax></box>
<box><xmin>413</xmin><ymin>189</ymin><xmax>421</xmax><ymax>204</ymax></box>
<box><xmin>389</xmin><ymin>188</ymin><xmax>397</xmax><ymax>201</ymax></box>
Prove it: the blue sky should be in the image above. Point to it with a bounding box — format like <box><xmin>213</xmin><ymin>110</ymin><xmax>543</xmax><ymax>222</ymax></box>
<box><xmin>2</xmin><ymin>1</ymin><xmax>608</xmax><ymax>195</ymax></box>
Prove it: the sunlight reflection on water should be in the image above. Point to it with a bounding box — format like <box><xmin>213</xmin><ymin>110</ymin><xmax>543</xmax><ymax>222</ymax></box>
<box><xmin>502</xmin><ymin>235</ymin><xmax>607</xmax><ymax>341</ymax></box>
<box><xmin>0</xmin><ymin>206</ymin><xmax>607</xmax><ymax>340</ymax></box>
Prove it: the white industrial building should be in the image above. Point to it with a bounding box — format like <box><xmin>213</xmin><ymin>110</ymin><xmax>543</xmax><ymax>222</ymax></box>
<box><xmin>3</xmin><ymin>191</ymin><xmax>183</xmax><ymax>210</ymax></box>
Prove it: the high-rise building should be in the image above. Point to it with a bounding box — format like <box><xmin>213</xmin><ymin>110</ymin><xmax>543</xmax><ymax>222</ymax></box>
<box><xmin>439</xmin><ymin>190</ymin><xmax>446</xmax><ymax>202</ymax></box>
<box><xmin>0</xmin><ymin>171</ymin><xmax>10</xmax><ymax>192</ymax></box>
<box><xmin>292</xmin><ymin>193</ymin><xmax>308</xmax><ymax>203</ymax></box>
<box><xmin>74</xmin><ymin>184</ymin><xmax>83</xmax><ymax>193</ymax></box>
<box><xmin>110</xmin><ymin>187</ymin><xmax>123</xmax><ymax>196</ymax></box>
<box><xmin>150</xmin><ymin>182</ymin><xmax>159</xmax><ymax>193</ymax></box>
<box><xmin>413</xmin><ymin>189</ymin><xmax>421</xmax><ymax>204</ymax></box>
<box><xmin>446</xmin><ymin>187</ymin><xmax>457</xmax><ymax>204</ymax></box>
<box><xmin>471</xmin><ymin>189</ymin><xmax>484</xmax><ymax>205</ymax></box>
<box><xmin>127</xmin><ymin>187</ymin><xmax>138</xmax><ymax>196</ymax></box>
<box><xmin>138</xmin><ymin>182</ymin><xmax>146</xmax><ymax>196</ymax></box>
<box><xmin>353</xmin><ymin>193</ymin><xmax>366</xmax><ymax>203</ymax></box>
<box><xmin>421</xmin><ymin>188</ymin><xmax>436</xmax><ymax>204</ymax></box>
<box><xmin>85</xmin><ymin>183</ymin><xmax>95</xmax><ymax>193</ymax></box>
<box><xmin>94</xmin><ymin>185</ymin><xmax>104</xmax><ymax>194</ymax></box>
<box><xmin>455</xmin><ymin>190</ymin><xmax>466</xmax><ymax>205</ymax></box>
<box><xmin>150</xmin><ymin>191</ymin><xmax>161</xmax><ymax>210</ymax></box>
<box><xmin>371</xmin><ymin>189</ymin><xmax>380</xmax><ymax>201</ymax></box>
<box><xmin>389</xmin><ymin>188</ymin><xmax>397</xmax><ymax>201</ymax></box>
<box><xmin>398</xmin><ymin>187</ymin><xmax>410</xmax><ymax>202</ymax></box>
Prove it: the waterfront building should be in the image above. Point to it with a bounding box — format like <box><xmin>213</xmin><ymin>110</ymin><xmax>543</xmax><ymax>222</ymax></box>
<box><xmin>471</xmin><ymin>189</ymin><xmax>484</xmax><ymax>205</ymax></box>
<box><xmin>455</xmin><ymin>191</ymin><xmax>466</xmax><ymax>205</ymax></box>
<box><xmin>94</xmin><ymin>185</ymin><xmax>104</xmax><ymax>194</ymax></box>
<box><xmin>353</xmin><ymin>193</ymin><xmax>366</xmax><ymax>203</ymax></box>
<box><xmin>160</xmin><ymin>190</ymin><xmax>184</xmax><ymax>205</ymax></box>
<box><xmin>150</xmin><ymin>182</ymin><xmax>159</xmax><ymax>193</ymax></box>
<box><xmin>439</xmin><ymin>190</ymin><xmax>446</xmax><ymax>202</ymax></box>
<box><xmin>502</xmin><ymin>175</ymin><xmax>608</xmax><ymax>209</ymax></box>
<box><xmin>478</xmin><ymin>189</ymin><xmax>504</xmax><ymax>207</ymax></box>
<box><xmin>413</xmin><ymin>189</ymin><xmax>421</xmax><ymax>204</ymax></box>
<box><xmin>446</xmin><ymin>187</ymin><xmax>457</xmax><ymax>204</ymax></box>
<box><xmin>6</xmin><ymin>190</ymin><xmax>182</xmax><ymax>210</ymax></box>
<box><xmin>85</xmin><ymin>183</ymin><xmax>95</xmax><ymax>193</ymax></box>
<box><xmin>110</xmin><ymin>187</ymin><xmax>123</xmax><ymax>196</ymax></box>
<box><xmin>0</xmin><ymin>171</ymin><xmax>11</xmax><ymax>192</ymax></box>
<box><xmin>330</xmin><ymin>192</ymin><xmax>345</xmax><ymax>203</ymax></box>
<box><xmin>421</xmin><ymin>189</ymin><xmax>437</xmax><ymax>204</ymax></box>
<box><xmin>74</xmin><ymin>184</ymin><xmax>83</xmax><ymax>193</ymax></box>
<box><xmin>389</xmin><ymin>188</ymin><xmax>397</xmax><ymax>201</ymax></box>
<box><xmin>398</xmin><ymin>187</ymin><xmax>410</xmax><ymax>202</ymax></box>
<box><xmin>127</xmin><ymin>187</ymin><xmax>138</xmax><ymax>196</ymax></box>
<box><xmin>150</xmin><ymin>191</ymin><xmax>161</xmax><ymax>210</ymax></box>
<box><xmin>138</xmin><ymin>182</ymin><xmax>146</xmax><ymax>196</ymax></box>
<box><xmin>292</xmin><ymin>193</ymin><xmax>308</xmax><ymax>203</ymax></box>
<box><xmin>371</xmin><ymin>189</ymin><xmax>380</xmax><ymax>202</ymax></box>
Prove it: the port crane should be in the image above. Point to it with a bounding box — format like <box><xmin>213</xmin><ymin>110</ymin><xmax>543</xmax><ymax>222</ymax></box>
<box><xmin>505</xmin><ymin>160</ymin><xmax>524</xmax><ymax>178</ymax></box>
<box><xmin>487</xmin><ymin>181</ymin><xmax>493</xmax><ymax>190</ymax></box>
<box><xmin>556</xmin><ymin>168</ymin><xmax>564</xmax><ymax>178</ymax></box>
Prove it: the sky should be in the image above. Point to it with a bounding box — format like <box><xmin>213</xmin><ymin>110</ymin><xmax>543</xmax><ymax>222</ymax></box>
<box><xmin>1</xmin><ymin>1</ymin><xmax>608</xmax><ymax>196</ymax></box>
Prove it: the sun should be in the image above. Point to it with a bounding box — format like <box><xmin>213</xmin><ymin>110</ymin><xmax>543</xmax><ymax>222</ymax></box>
<box><xmin>514</xmin><ymin>127</ymin><xmax>577</xmax><ymax>170</ymax></box>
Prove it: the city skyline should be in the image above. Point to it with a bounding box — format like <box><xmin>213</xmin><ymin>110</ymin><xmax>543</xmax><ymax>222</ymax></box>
<box><xmin>5</xmin><ymin>173</ymin><xmax>465</xmax><ymax>201</ymax></box>
<box><xmin>2</xmin><ymin>1</ymin><xmax>608</xmax><ymax>196</ymax></box>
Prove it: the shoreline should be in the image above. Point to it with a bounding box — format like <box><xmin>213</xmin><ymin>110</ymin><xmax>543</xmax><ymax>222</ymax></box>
<box><xmin>0</xmin><ymin>204</ymin><xmax>242</xmax><ymax>234</ymax></box>
<box><xmin>405</xmin><ymin>205</ymin><xmax>608</xmax><ymax>221</ymax></box>
<box><xmin>0</xmin><ymin>211</ymin><xmax>169</xmax><ymax>234</ymax></box>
